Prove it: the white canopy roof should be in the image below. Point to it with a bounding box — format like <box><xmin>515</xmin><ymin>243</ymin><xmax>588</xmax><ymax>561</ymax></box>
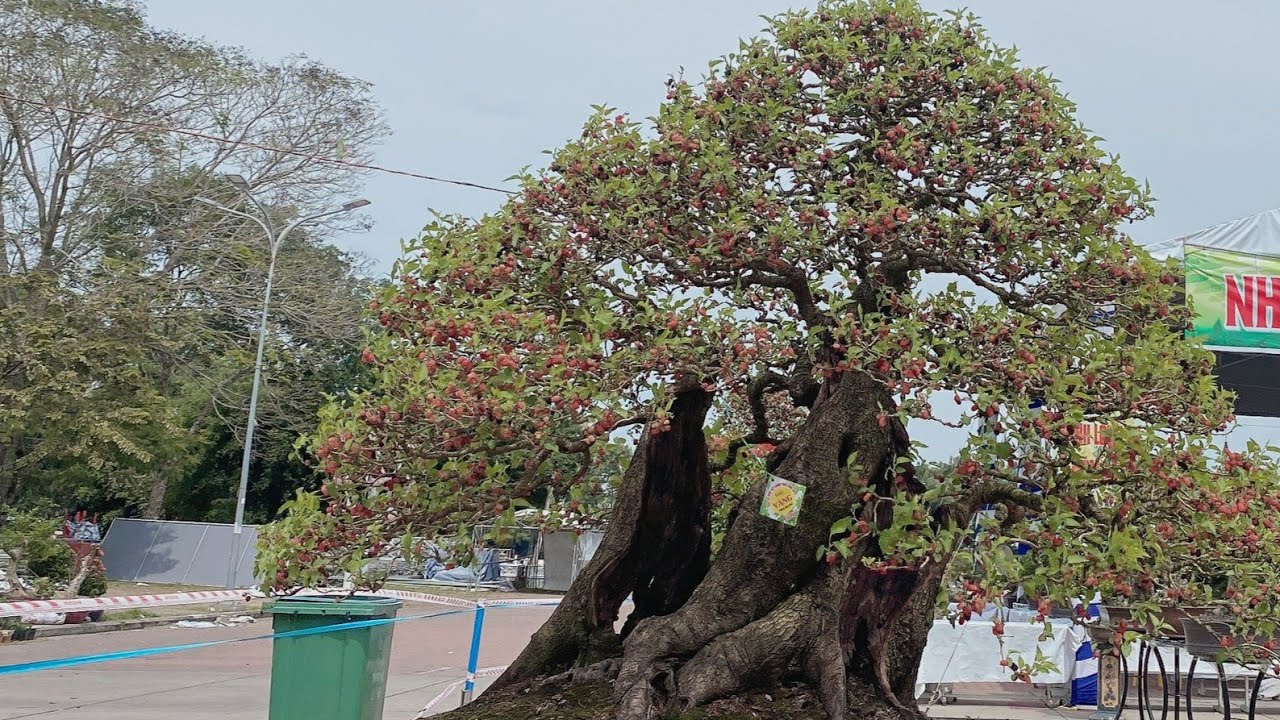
<box><xmin>1146</xmin><ymin>207</ymin><xmax>1280</xmax><ymax>260</ymax></box>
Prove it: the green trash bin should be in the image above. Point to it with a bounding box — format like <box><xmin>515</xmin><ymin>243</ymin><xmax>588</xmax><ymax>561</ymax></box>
<box><xmin>265</xmin><ymin>595</ymin><xmax>403</xmax><ymax>720</ymax></box>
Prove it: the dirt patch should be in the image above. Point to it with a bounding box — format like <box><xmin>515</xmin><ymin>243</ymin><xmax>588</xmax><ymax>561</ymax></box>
<box><xmin>435</xmin><ymin>681</ymin><xmax>613</xmax><ymax>720</ymax></box>
<box><xmin>104</xmin><ymin>581</ymin><xmax>222</xmax><ymax>595</ymax></box>
<box><xmin>435</xmin><ymin>680</ymin><xmax>828</xmax><ymax>720</ymax></box>
<box><xmin>678</xmin><ymin>686</ymin><xmax>827</xmax><ymax>720</ymax></box>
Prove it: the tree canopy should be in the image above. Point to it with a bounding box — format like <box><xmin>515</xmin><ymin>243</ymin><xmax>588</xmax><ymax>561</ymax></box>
<box><xmin>1</xmin><ymin>0</ymin><xmax>382</xmax><ymax>520</ymax></box>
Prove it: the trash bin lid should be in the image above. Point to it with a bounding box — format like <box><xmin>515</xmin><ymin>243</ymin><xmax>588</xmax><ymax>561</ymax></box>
<box><xmin>265</xmin><ymin>595</ymin><xmax>403</xmax><ymax>616</ymax></box>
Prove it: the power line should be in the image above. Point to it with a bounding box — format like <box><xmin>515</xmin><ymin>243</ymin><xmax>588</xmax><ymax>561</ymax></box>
<box><xmin>0</xmin><ymin>92</ymin><xmax>516</xmax><ymax>195</ymax></box>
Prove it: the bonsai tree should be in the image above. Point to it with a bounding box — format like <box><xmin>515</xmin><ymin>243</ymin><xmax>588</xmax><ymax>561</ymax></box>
<box><xmin>260</xmin><ymin>1</ymin><xmax>1280</xmax><ymax>716</ymax></box>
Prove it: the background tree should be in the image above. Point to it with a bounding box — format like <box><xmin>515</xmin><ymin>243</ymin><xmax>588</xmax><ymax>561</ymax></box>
<box><xmin>264</xmin><ymin>2</ymin><xmax>1280</xmax><ymax>718</ymax></box>
<box><xmin>164</xmin><ymin>348</ymin><xmax>373</xmax><ymax>524</ymax></box>
<box><xmin>0</xmin><ymin>0</ymin><xmax>384</xmax><ymax>516</ymax></box>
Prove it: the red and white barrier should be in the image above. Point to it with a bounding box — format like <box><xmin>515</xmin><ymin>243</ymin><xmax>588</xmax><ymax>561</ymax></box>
<box><xmin>485</xmin><ymin>597</ymin><xmax>561</xmax><ymax>609</ymax></box>
<box><xmin>0</xmin><ymin>585</ymin><xmax>561</xmax><ymax>619</ymax></box>
<box><xmin>0</xmin><ymin>590</ymin><xmax>250</xmax><ymax>618</ymax></box>
<box><xmin>311</xmin><ymin>587</ymin><xmax>560</xmax><ymax>610</ymax></box>
<box><xmin>374</xmin><ymin>588</ymin><xmax>482</xmax><ymax>609</ymax></box>
<box><xmin>289</xmin><ymin>587</ymin><xmax>483</xmax><ymax>609</ymax></box>
<box><xmin>414</xmin><ymin>665</ymin><xmax>509</xmax><ymax>718</ymax></box>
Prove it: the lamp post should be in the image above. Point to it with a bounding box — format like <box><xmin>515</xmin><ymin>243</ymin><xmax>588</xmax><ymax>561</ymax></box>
<box><xmin>195</xmin><ymin>176</ymin><xmax>370</xmax><ymax>589</ymax></box>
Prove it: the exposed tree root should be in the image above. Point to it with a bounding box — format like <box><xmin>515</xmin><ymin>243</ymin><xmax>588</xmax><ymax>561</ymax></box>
<box><xmin>609</xmin><ymin>373</ymin><xmax>918</xmax><ymax>720</ymax></box>
<box><xmin>673</xmin><ymin>567</ymin><xmax>845</xmax><ymax>711</ymax></box>
<box><xmin>540</xmin><ymin>658</ymin><xmax>621</xmax><ymax>688</ymax></box>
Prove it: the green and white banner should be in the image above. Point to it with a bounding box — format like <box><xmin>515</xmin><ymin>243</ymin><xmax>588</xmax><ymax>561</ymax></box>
<box><xmin>1185</xmin><ymin>245</ymin><xmax>1280</xmax><ymax>353</ymax></box>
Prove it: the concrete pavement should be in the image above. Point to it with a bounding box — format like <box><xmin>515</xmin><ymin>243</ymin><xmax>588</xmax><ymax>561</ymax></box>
<box><xmin>0</xmin><ymin>603</ymin><xmax>548</xmax><ymax>719</ymax></box>
<box><xmin>5</xmin><ymin>604</ymin><xmax>1280</xmax><ymax>719</ymax></box>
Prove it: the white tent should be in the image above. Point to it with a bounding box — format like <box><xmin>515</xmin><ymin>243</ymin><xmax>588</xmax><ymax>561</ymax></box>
<box><xmin>1145</xmin><ymin>207</ymin><xmax>1280</xmax><ymax>416</ymax></box>
<box><xmin>1146</xmin><ymin>207</ymin><xmax>1280</xmax><ymax>261</ymax></box>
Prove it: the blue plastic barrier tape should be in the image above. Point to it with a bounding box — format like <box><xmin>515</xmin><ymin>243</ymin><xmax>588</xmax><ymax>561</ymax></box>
<box><xmin>0</xmin><ymin>595</ymin><xmax>565</xmax><ymax>677</ymax></box>
<box><xmin>0</xmin><ymin>607</ymin><xmax>471</xmax><ymax>676</ymax></box>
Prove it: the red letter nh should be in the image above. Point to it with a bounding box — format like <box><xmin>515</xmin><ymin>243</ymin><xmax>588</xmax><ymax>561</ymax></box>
<box><xmin>1259</xmin><ymin>276</ymin><xmax>1280</xmax><ymax>330</ymax></box>
<box><xmin>1225</xmin><ymin>274</ymin><xmax>1254</xmax><ymax>329</ymax></box>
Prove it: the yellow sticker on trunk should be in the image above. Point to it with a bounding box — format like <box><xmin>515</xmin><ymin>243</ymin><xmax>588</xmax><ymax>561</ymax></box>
<box><xmin>760</xmin><ymin>474</ymin><xmax>806</xmax><ymax>526</ymax></box>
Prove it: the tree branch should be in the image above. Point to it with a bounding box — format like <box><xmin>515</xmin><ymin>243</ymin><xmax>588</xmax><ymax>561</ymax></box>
<box><xmin>967</xmin><ymin>479</ymin><xmax>1043</xmax><ymax>514</ymax></box>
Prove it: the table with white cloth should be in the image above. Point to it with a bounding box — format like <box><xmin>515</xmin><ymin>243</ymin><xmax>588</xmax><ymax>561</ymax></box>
<box><xmin>915</xmin><ymin>619</ymin><xmax>1088</xmax><ymax>703</ymax></box>
<box><xmin>917</xmin><ymin>620</ymin><xmax>1280</xmax><ymax>707</ymax></box>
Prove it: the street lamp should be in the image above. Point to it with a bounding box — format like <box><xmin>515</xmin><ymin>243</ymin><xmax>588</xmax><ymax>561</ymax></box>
<box><xmin>195</xmin><ymin>177</ymin><xmax>371</xmax><ymax>589</ymax></box>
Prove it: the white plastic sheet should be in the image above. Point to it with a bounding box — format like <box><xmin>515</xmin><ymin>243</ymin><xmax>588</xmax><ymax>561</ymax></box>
<box><xmin>19</xmin><ymin>612</ymin><xmax>65</xmax><ymax>625</ymax></box>
<box><xmin>945</xmin><ymin>602</ymin><xmax>1040</xmax><ymax>623</ymax></box>
<box><xmin>573</xmin><ymin>531</ymin><xmax>604</xmax><ymax>577</ymax></box>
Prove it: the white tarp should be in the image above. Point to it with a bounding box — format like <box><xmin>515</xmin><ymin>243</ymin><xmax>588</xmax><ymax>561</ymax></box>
<box><xmin>1124</xmin><ymin>644</ymin><xmax>1268</xmax><ymax>680</ymax></box>
<box><xmin>573</xmin><ymin>531</ymin><xmax>604</xmax><ymax>578</ymax></box>
<box><xmin>540</xmin><ymin>530</ymin><xmax>606</xmax><ymax>592</ymax></box>
<box><xmin>540</xmin><ymin>532</ymin><xmax>576</xmax><ymax>592</ymax></box>
<box><xmin>1146</xmin><ymin>207</ymin><xmax>1280</xmax><ymax>260</ymax></box>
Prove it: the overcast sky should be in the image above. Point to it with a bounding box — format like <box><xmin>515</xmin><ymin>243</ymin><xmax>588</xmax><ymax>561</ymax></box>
<box><xmin>144</xmin><ymin>0</ymin><xmax>1280</xmax><ymax>456</ymax></box>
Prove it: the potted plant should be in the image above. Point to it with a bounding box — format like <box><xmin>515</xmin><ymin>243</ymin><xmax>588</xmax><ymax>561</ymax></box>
<box><xmin>0</xmin><ymin>617</ymin><xmax>34</xmax><ymax>642</ymax></box>
<box><xmin>1101</xmin><ymin>602</ymin><xmax>1216</xmax><ymax>638</ymax></box>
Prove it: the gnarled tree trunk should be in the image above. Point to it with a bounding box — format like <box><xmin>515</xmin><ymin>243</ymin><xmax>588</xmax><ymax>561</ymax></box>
<box><xmin>448</xmin><ymin>372</ymin><xmax>952</xmax><ymax>720</ymax></box>
<box><xmin>492</xmin><ymin>388</ymin><xmax>715</xmax><ymax>689</ymax></box>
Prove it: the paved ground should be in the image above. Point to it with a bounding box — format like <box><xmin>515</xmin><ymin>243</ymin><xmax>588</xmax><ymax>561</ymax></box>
<box><xmin>923</xmin><ymin>684</ymin><xmax>1280</xmax><ymax>719</ymax></box>
<box><xmin>0</xmin><ymin>602</ymin><xmax>550</xmax><ymax>719</ymax></box>
<box><xmin>4</xmin><ymin>604</ymin><xmax>1279</xmax><ymax>719</ymax></box>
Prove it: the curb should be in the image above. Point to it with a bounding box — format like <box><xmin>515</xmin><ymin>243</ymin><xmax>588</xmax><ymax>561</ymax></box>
<box><xmin>29</xmin><ymin>609</ymin><xmax>267</xmax><ymax>639</ymax></box>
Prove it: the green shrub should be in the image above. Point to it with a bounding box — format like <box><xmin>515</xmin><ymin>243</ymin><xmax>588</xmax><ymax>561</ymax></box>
<box><xmin>0</xmin><ymin>510</ymin><xmax>73</xmax><ymax>584</ymax></box>
<box><xmin>78</xmin><ymin>570</ymin><xmax>107</xmax><ymax>598</ymax></box>
<box><xmin>0</xmin><ymin>616</ymin><xmax>28</xmax><ymax>632</ymax></box>
<box><xmin>27</xmin><ymin>540</ymin><xmax>73</xmax><ymax>583</ymax></box>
